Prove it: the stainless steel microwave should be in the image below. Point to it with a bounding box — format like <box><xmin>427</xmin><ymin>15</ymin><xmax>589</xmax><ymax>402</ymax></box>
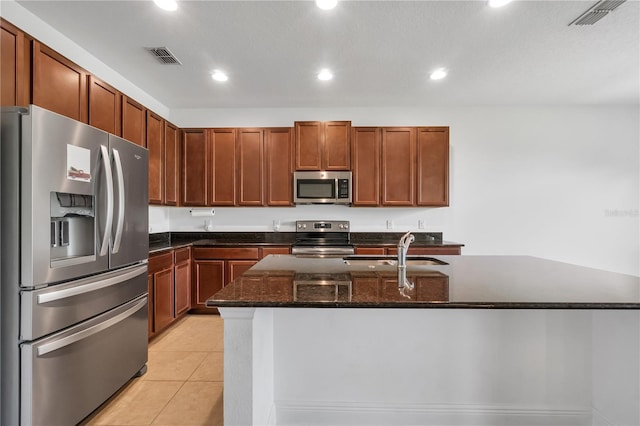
<box><xmin>294</xmin><ymin>171</ymin><xmax>352</xmax><ymax>204</ymax></box>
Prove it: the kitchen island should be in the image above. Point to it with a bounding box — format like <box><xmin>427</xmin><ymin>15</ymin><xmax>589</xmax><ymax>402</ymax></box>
<box><xmin>206</xmin><ymin>255</ymin><xmax>640</xmax><ymax>426</ymax></box>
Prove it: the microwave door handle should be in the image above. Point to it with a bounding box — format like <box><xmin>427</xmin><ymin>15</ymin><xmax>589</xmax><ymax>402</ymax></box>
<box><xmin>99</xmin><ymin>145</ymin><xmax>114</xmax><ymax>257</ymax></box>
<box><xmin>111</xmin><ymin>148</ymin><xmax>125</xmax><ymax>254</ymax></box>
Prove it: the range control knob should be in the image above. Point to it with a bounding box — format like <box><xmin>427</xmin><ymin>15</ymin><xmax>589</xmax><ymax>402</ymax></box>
<box><xmin>298</xmin><ymin>223</ymin><xmax>306</xmax><ymax>229</ymax></box>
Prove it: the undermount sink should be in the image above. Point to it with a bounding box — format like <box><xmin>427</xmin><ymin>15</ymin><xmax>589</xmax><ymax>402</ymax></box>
<box><xmin>342</xmin><ymin>256</ymin><xmax>448</xmax><ymax>266</ymax></box>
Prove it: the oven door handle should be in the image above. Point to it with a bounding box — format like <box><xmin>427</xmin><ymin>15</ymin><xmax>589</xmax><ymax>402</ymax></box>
<box><xmin>36</xmin><ymin>297</ymin><xmax>147</xmax><ymax>356</ymax></box>
<box><xmin>36</xmin><ymin>265</ymin><xmax>147</xmax><ymax>304</ymax></box>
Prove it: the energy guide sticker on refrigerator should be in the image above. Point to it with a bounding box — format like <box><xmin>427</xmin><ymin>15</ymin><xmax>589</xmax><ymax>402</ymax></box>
<box><xmin>66</xmin><ymin>144</ymin><xmax>92</xmax><ymax>182</ymax></box>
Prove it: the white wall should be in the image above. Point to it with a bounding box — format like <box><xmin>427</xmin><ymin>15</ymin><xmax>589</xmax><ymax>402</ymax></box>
<box><xmin>156</xmin><ymin>106</ymin><xmax>640</xmax><ymax>276</ymax></box>
<box><xmin>4</xmin><ymin>0</ymin><xmax>638</xmax><ymax>276</ymax></box>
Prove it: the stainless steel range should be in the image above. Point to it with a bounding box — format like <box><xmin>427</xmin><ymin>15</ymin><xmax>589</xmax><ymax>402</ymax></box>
<box><xmin>291</xmin><ymin>220</ymin><xmax>355</xmax><ymax>257</ymax></box>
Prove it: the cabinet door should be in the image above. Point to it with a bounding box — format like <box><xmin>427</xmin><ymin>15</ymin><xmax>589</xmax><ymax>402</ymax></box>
<box><xmin>323</xmin><ymin>121</ymin><xmax>351</xmax><ymax>170</ymax></box>
<box><xmin>295</xmin><ymin>121</ymin><xmax>323</xmax><ymax>170</ymax></box>
<box><xmin>351</xmin><ymin>127</ymin><xmax>380</xmax><ymax>206</ymax></box>
<box><xmin>237</xmin><ymin>128</ymin><xmax>264</xmax><ymax>206</ymax></box>
<box><xmin>193</xmin><ymin>260</ymin><xmax>225</xmax><ymax>308</ymax></box>
<box><xmin>1</xmin><ymin>19</ymin><xmax>30</xmax><ymax>107</ymax></box>
<box><xmin>354</xmin><ymin>246</ymin><xmax>387</xmax><ymax>255</ymax></box>
<box><xmin>175</xmin><ymin>260</ymin><xmax>191</xmax><ymax>316</ymax></box>
<box><xmin>121</xmin><ymin>96</ymin><xmax>146</xmax><ymax>146</ymax></box>
<box><xmin>228</xmin><ymin>260</ymin><xmax>258</xmax><ymax>284</ymax></box>
<box><xmin>381</xmin><ymin>127</ymin><xmax>415</xmax><ymax>206</ymax></box>
<box><xmin>147</xmin><ymin>111</ymin><xmax>164</xmax><ymax>204</ymax></box>
<box><xmin>153</xmin><ymin>267</ymin><xmax>175</xmax><ymax>333</ymax></box>
<box><xmin>88</xmin><ymin>76</ymin><xmax>121</xmax><ymax>134</ymax></box>
<box><xmin>417</xmin><ymin>127</ymin><xmax>449</xmax><ymax>206</ymax></box>
<box><xmin>265</xmin><ymin>128</ymin><xmax>293</xmax><ymax>206</ymax></box>
<box><xmin>210</xmin><ymin>129</ymin><xmax>236</xmax><ymax>206</ymax></box>
<box><xmin>164</xmin><ymin>122</ymin><xmax>180</xmax><ymax>206</ymax></box>
<box><xmin>261</xmin><ymin>246</ymin><xmax>290</xmax><ymax>258</ymax></box>
<box><xmin>32</xmin><ymin>41</ymin><xmax>87</xmax><ymax>122</ymax></box>
<box><xmin>182</xmin><ymin>129</ymin><xmax>208</xmax><ymax>206</ymax></box>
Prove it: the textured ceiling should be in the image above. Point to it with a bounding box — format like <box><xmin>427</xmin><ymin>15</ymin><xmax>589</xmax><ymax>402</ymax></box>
<box><xmin>15</xmin><ymin>0</ymin><xmax>640</xmax><ymax>108</ymax></box>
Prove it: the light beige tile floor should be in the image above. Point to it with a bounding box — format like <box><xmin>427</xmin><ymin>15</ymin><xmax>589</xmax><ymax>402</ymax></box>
<box><xmin>82</xmin><ymin>314</ymin><xmax>224</xmax><ymax>426</ymax></box>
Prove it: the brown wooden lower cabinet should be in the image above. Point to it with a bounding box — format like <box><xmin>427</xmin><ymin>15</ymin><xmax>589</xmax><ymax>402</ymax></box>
<box><xmin>192</xmin><ymin>245</ymin><xmax>290</xmax><ymax>312</ymax></box>
<box><xmin>148</xmin><ymin>247</ymin><xmax>192</xmax><ymax>339</ymax></box>
<box><xmin>174</xmin><ymin>247</ymin><xmax>192</xmax><ymax>316</ymax></box>
<box><xmin>153</xmin><ymin>267</ymin><xmax>174</xmax><ymax>333</ymax></box>
<box><xmin>148</xmin><ymin>251</ymin><xmax>173</xmax><ymax>338</ymax></box>
<box><xmin>193</xmin><ymin>260</ymin><xmax>225</xmax><ymax>310</ymax></box>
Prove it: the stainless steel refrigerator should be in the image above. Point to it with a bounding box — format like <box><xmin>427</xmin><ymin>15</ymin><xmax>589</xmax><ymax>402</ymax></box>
<box><xmin>1</xmin><ymin>105</ymin><xmax>149</xmax><ymax>426</ymax></box>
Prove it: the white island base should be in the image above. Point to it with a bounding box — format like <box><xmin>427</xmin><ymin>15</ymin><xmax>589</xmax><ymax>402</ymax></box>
<box><xmin>219</xmin><ymin>308</ymin><xmax>639</xmax><ymax>426</ymax></box>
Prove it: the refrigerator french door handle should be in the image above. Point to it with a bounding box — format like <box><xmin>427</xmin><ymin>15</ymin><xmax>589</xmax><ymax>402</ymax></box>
<box><xmin>36</xmin><ymin>297</ymin><xmax>147</xmax><ymax>357</ymax></box>
<box><xmin>112</xmin><ymin>148</ymin><xmax>125</xmax><ymax>253</ymax></box>
<box><xmin>100</xmin><ymin>145</ymin><xmax>114</xmax><ymax>257</ymax></box>
<box><xmin>36</xmin><ymin>264</ymin><xmax>148</xmax><ymax>304</ymax></box>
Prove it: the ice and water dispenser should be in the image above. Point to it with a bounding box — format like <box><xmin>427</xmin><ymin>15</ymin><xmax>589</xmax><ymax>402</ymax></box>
<box><xmin>50</xmin><ymin>192</ymin><xmax>95</xmax><ymax>264</ymax></box>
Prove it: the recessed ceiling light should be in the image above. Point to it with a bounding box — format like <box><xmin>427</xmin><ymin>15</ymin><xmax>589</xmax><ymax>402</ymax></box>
<box><xmin>153</xmin><ymin>0</ymin><xmax>178</xmax><ymax>11</ymax></box>
<box><xmin>211</xmin><ymin>70</ymin><xmax>228</xmax><ymax>82</ymax></box>
<box><xmin>317</xmin><ymin>69</ymin><xmax>334</xmax><ymax>81</ymax></box>
<box><xmin>430</xmin><ymin>68</ymin><xmax>447</xmax><ymax>80</ymax></box>
<box><xmin>488</xmin><ymin>0</ymin><xmax>512</xmax><ymax>8</ymax></box>
<box><xmin>316</xmin><ymin>0</ymin><xmax>338</xmax><ymax>10</ymax></box>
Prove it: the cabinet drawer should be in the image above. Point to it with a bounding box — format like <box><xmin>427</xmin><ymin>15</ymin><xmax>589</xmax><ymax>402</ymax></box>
<box><xmin>194</xmin><ymin>247</ymin><xmax>260</xmax><ymax>260</ymax></box>
<box><xmin>148</xmin><ymin>251</ymin><xmax>173</xmax><ymax>273</ymax></box>
<box><xmin>261</xmin><ymin>246</ymin><xmax>290</xmax><ymax>257</ymax></box>
<box><xmin>174</xmin><ymin>247</ymin><xmax>191</xmax><ymax>264</ymax></box>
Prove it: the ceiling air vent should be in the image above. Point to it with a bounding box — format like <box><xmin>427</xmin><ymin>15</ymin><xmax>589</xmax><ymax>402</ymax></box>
<box><xmin>569</xmin><ymin>0</ymin><xmax>627</xmax><ymax>26</ymax></box>
<box><xmin>146</xmin><ymin>47</ymin><xmax>182</xmax><ymax>65</ymax></box>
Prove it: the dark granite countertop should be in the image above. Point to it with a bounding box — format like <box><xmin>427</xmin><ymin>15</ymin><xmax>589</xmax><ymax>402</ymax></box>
<box><xmin>206</xmin><ymin>255</ymin><xmax>640</xmax><ymax>309</ymax></box>
<box><xmin>149</xmin><ymin>232</ymin><xmax>464</xmax><ymax>254</ymax></box>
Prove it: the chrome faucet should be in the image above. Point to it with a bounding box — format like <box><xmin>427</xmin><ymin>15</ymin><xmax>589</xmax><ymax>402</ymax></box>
<box><xmin>397</xmin><ymin>231</ymin><xmax>415</xmax><ymax>290</ymax></box>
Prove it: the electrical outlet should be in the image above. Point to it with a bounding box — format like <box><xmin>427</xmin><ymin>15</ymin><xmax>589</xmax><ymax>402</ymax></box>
<box><xmin>418</xmin><ymin>220</ymin><xmax>425</xmax><ymax>229</ymax></box>
<box><xmin>273</xmin><ymin>220</ymin><xmax>281</xmax><ymax>232</ymax></box>
<box><xmin>386</xmin><ymin>220</ymin><xmax>393</xmax><ymax>229</ymax></box>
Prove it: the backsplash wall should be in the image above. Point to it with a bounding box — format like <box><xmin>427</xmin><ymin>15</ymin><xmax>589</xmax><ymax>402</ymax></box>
<box><xmin>149</xmin><ymin>205</ymin><xmax>452</xmax><ymax>235</ymax></box>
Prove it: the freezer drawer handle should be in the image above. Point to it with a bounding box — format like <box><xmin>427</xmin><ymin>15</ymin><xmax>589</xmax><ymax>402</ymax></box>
<box><xmin>36</xmin><ymin>265</ymin><xmax>147</xmax><ymax>304</ymax></box>
<box><xmin>100</xmin><ymin>145</ymin><xmax>114</xmax><ymax>257</ymax></box>
<box><xmin>112</xmin><ymin>148</ymin><xmax>125</xmax><ymax>254</ymax></box>
<box><xmin>36</xmin><ymin>297</ymin><xmax>147</xmax><ymax>357</ymax></box>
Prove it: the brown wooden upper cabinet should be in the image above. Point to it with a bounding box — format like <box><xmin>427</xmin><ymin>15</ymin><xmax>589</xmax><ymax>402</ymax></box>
<box><xmin>121</xmin><ymin>96</ymin><xmax>146</xmax><ymax>147</ymax></box>
<box><xmin>32</xmin><ymin>41</ymin><xmax>87</xmax><ymax>122</ymax></box>
<box><xmin>88</xmin><ymin>76</ymin><xmax>121</xmax><ymax>135</ymax></box>
<box><xmin>381</xmin><ymin>127</ymin><xmax>416</xmax><ymax>206</ymax></box>
<box><xmin>164</xmin><ymin>122</ymin><xmax>180</xmax><ymax>206</ymax></box>
<box><xmin>182</xmin><ymin>129</ymin><xmax>208</xmax><ymax>206</ymax></box>
<box><xmin>351</xmin><ymin>127</ymin><xmax>381</xmax><ymax>206</ymax></box>
<box><xmin>209</xmin><ymin>128</ymin><xmax>237</xmax><ymax>206</ymax></box>
<box><xmin>147</xmin><ymin>111</ymin><xmax>164</xmax><ymax>204</ymax></box>
<box><xmin>352</xmin><ymin>126</ymin><xmax>450</xmax><ymax>207</ymax></box>
<box><xmin>237</xmin><ymin>128</ymin><xmax>264</xmax><ymax>206</ymax></box>
<box><xmin>1</xmin><ymin>19</ymin><xmax>30</xmax><ymax>107</ymax></box>
<box><xmin>265</xmin><ymin>128</ymin><xmax>293</xmax><ymax>206</ymax></box>
<box><xmin>417</xmin><ymin>127</ymin><xmax>449</xmax><ymax>206</ymax></box>
<box><xmin>294</xmin><ymin>121</ymin><xmax>351</xmax><ymax>170</ymax></box>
